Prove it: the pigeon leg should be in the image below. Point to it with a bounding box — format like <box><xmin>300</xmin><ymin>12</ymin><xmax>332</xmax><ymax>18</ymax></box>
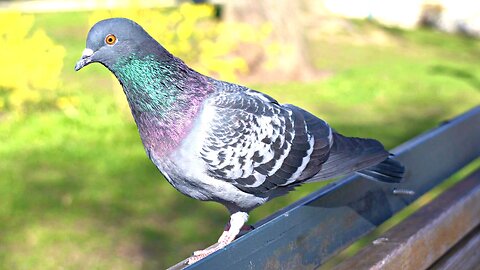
<box><xmin>187</xmin><ymin>212</ymin><xmax>249</xmax><ymax>264</ymax></box>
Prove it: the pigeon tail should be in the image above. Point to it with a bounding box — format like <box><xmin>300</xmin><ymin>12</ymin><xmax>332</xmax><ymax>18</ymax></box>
<box><xmin>306</xmin><ymin>133</ymin><xmax>404</xmax><ymax>183</ymax></box>
<box><xmin>357</xmin><ymin>155</ymin><xmax>405</xmax><ymax>183</ymax></box>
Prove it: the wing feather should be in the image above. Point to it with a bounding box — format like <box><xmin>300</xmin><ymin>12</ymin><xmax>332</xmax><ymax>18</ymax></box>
<box><xmin>199</xmin><ymin>88</ymin><xmax>333</xmax><ymax>194</ymax></box>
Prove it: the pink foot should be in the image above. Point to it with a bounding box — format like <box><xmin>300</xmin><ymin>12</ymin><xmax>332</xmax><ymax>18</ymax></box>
<box><xmin>186</xmin><ymin>212</ymin><xmax>252</xmax><ymax>265</ymax></box>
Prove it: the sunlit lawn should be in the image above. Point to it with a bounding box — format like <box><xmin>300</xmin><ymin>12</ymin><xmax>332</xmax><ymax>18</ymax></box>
<box><xmin>0</xmin><ymin>11</ymin><xmax>479</xmax><ymax>269</ymax></box>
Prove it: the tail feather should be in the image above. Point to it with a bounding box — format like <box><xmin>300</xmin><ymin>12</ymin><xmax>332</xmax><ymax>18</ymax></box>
<box><xmin>357</xmin><ymin>157</ymin><xmax>405</xmax><ymax>183</ymax></box>
<box><xmin>307</xmin><ymin>133</ymin><xmax>405</xmax><ymax>183</ymax></box>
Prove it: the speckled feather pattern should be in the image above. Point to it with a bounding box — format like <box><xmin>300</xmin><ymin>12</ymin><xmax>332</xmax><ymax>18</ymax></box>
<box><xmin>110</xmin><ymin>52</ymin><xmax>401</xmax><ymax>210</ymax></box>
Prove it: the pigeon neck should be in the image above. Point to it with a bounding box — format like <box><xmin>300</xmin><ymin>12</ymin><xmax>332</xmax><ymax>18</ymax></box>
<box><xmin>112</xmin><ymin>54</ymin><xmax>179</xmax><ymax>113</ymax></box>
<box><xmin>112</xmin><ymin>54</ymin><xmax>213</xmax><ymax>155</ymax></box>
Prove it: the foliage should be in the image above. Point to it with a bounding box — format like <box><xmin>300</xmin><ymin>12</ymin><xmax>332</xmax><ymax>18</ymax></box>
<box><xmin>0</xmin><ymin>13</ymin><xmax>65</xmax><ymax>113</ymax></box>
<box><xmin>88</xmin><ymin>2</ymin><xmax>271</xmax><ymax>81</ymax></box>
<box><xmin>0</xmin><ymin>10</ymin><xmax>479</xmax><ymax>270</ymax></box>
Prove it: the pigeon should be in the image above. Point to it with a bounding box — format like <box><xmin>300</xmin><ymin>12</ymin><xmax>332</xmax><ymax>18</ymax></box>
<box><xmin>75</xmin><ymin>18</ymin><xmax>405</xmax><ymax>264</ymax></box>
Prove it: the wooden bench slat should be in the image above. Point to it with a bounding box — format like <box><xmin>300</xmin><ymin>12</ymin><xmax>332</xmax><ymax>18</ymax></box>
<box><xmin>333</xmin><ymin>168</ymin><xmax>480</xmax><ymax>270</ymax></box>
<box><xmin>429</xmin><ymin>225</ymin><xmax>480</xmax><ymax>270</ymax></box>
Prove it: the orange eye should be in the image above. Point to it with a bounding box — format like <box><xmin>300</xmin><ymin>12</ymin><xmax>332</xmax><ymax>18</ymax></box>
<box><xmin>105</xmin><ymin>34</ymin><xmax>117</xmax><ymax>45</ymax></box>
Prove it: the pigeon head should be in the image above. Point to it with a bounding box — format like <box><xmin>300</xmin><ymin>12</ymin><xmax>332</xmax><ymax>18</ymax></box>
<box><xmin>75</xmin><ymin>18</ymin><xmax>170</xmax><ymax>71</ymax></box>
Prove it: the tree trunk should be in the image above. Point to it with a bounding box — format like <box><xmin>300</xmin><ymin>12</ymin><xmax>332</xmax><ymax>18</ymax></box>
<box><xmin>223</xmin><ymin>0</ymin><xmax>321</xmax><ymax>82</ymax></box>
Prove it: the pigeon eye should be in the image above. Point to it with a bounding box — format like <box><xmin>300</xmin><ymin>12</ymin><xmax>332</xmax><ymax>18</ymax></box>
<box><xmin>105</xmin><ymin>34</ymin><xmax>117</xmax><ymax>45</ymax></box>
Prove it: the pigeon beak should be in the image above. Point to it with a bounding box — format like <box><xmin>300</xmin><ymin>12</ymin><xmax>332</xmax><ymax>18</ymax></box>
<box><xmin>74</xmin><ymin>48</ymin><xmax>94</xmax><ymax>71</ymax></box>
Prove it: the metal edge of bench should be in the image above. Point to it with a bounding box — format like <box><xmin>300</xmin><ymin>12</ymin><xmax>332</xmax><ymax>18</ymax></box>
<box><xmin>175</xmin><ymin>106</ymin><xmax>480</xmax><ymax>270</ymax></box>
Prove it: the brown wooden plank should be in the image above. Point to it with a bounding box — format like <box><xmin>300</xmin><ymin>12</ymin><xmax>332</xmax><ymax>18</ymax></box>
<box><xmin>333</xmin><ymin>168</ymin><xmax>480</xmax><ymax>270</ymax></box>
<box><xmin>429</xmin><ymin>225</ymin><xmax>480</xmax><ymax>270</ymax></box>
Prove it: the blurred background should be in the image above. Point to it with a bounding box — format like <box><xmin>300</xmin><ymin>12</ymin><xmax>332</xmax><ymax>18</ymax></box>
<box><xmin>0</xmin><ymin>0</ymin><xmax>479</xmax><ymax>269</ymax></box>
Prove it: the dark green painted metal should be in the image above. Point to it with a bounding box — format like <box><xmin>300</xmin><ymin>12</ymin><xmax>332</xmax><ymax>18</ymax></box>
<box><xmin>182</xmin><ymin>106</ymin><xmax>480</xmax><ymax>270</ymax></box>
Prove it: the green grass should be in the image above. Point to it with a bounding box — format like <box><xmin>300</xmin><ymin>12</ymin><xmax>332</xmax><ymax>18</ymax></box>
<box><xmin>0</xmin><ymin>12</ymin><xmax>479</xmax><ymax>269</ymax></box>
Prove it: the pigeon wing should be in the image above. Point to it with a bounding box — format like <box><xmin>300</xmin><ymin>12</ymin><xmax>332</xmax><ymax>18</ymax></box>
<box><xmin>200</xmin><ymin>89</ymin><xmax>333</xmax><ymax>194</ymax></box>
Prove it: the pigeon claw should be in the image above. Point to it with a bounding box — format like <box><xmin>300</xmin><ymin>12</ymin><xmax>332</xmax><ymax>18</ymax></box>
<box><xmin>187</xmin><ymin>212</ymin><xmax>251</xmax><ymax>265</ymax></box>
<box><xmin>187</xmin><ymin>243</ymin><xmax>225</xmax><ymax>265</ymax></box>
